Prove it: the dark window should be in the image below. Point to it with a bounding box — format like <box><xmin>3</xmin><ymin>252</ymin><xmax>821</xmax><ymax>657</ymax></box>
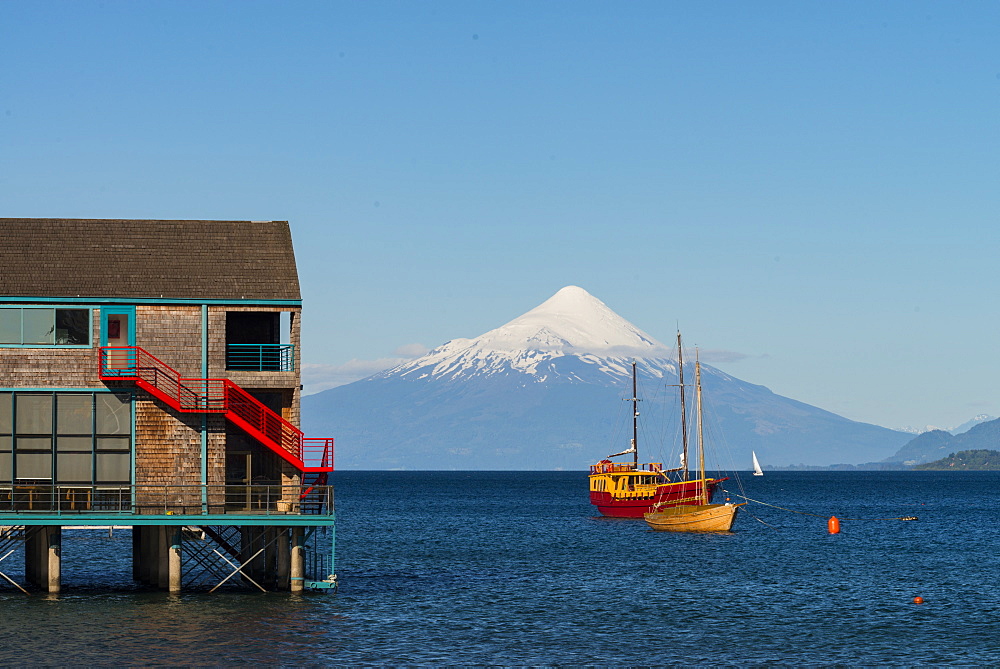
<box><xmin>0</xmin><ymin>308</ymin><xmax>91</xmax><ymax>346</ymax></box>
<box><xmin>0</xmin><ymin>392</ymin><xmax>131</xmax><ymax>485</ymax></box>
<box><xmin>226</xmin><ymin>312</ymin><xmax>279</xmax><ymax>345</ymax></box>
<box><xmin>56</xmin><ymin>309</ymin><xmax>90</xmax><ymax>344</ymax></box>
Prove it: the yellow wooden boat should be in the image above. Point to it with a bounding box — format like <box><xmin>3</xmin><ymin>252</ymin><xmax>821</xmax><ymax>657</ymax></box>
<box><xmin>644</xmin><ymin>351</ymin><xmax>743</xmax><ymax>532</ymax></box>
<box><xmin>644</xmin><ymin>502</ymin><xmax>745</xmax><ymax>532</ymax></box>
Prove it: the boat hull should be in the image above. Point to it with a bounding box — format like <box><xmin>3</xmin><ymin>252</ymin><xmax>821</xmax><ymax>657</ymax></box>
<box><xmin>643</xmin><ymin>503</ymin><xmax>744</xmax><ymax>532</ymax></box>
<box><xmin>589</xmin><ymin>478</ymin><xmax>725</xmax><ymax>518</ymax></box>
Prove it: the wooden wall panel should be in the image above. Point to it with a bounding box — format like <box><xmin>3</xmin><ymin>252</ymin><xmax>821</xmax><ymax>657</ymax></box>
<box><xmin>0</xmin><ymin>308</ymin><xmax>101</xmax><ymax>388</ymax></box>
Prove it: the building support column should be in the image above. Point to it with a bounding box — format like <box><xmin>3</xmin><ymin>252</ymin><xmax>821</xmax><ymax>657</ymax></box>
<box><xmin>276</xmin><ymin>528</ymin><xmax>290</xmax><ymax>591</ymax></box>
<box><xmin>168</xmin><ymin>527</ymin><xmax>182</xmax><ymax>593</ymax></box>
<box><xmin>23</xmin><ymin>526</ymin><xmax>40</xmax><ymax>587</ymax></box>
<box><xmin>157</xmin><ymin>525</ymin><xmax>169</xmax><ymax>589</ymax></box>
<box><xmin>46</xmin><ymin>526</ymin><xmax>61</xmax><ymax>594</ymax></box>
<box><xmin>132</xmin><ymin>527</ymin><xmax>141</xmax><ymax>581</ymax></box>
<box><xmin>264</xmin><ymin>526</ymin><xmax>277</xmax><ymax>590</ymax></box>
<box><xmin>140</xmin><ymin>525</ymin><xmax>154</xmax><ymax>585</ymax></box>
<box><xmin>290</xmin><ymin>526</ymin><xmax>304</xmax><ymax>593</ymax></box>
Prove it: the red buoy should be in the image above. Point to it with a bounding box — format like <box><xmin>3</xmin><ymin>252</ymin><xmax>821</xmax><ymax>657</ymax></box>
<box><xmin>828</xmin><ymin>516</ymin><xmax>840</xmax><ymax>534</ymax></box>
<box><xmin>913</xmin><ymin>596</ymin><xmax>924</xmax><ymax>604</ymax></box>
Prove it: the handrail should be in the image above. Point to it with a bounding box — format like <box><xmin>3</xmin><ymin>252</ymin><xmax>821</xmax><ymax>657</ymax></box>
<box><xmin>0</xmin><ymin>484</ymin><xmax>334</xmax><ymax>516</ymax></box>
<box><xmin>589</xmin><ymin>462</ymin><xmax>665</xmax><ymax>474</ymax></box>
<box><xmin>99</xmin><ymin>346</ymin><xmax>334</xmax><ymax>473</ymax></box>
<box><xmin>302</xmin><ymin>438</ymin><xmax>334</xmax><ymax>470</ymax></box>
<box><xmin>224</xmin><ymin>381</ymin><xmax>304</xmax><ymax>460</ymax></box>
<box><xmin>226</xmin><ymin>343</ymin><xmax>295</xmax><ymax>372</ymax></box>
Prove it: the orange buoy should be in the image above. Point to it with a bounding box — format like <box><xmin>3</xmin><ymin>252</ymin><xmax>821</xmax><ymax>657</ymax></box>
<box><xmin>828</xmin><ymin>516</ymin><xmax>840</xmax><ymax>534</ymax></box>
<box><xmin>913</xmin><ymin>596</ymin><xmax>924</xmax><ymax>604</ymax></box>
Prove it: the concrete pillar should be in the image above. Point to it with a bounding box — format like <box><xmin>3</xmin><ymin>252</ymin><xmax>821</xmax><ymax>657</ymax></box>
<box><xmin>23</xmin><ymin>527</ymin><xmax>39</xmax><ymax>587</ymax></box>
<box><xmin>290</xmin><ymin>526</ymin><xmax>304</xmax><ymax>593</ymax></box>
<box><xmin>168</xmin><ymin>527</ymin><xmax>182</xmax><ymax>593</ymax></box>
<box><xmin>157</xmin><ymin>526</ymin><xmax>169</xmax><ymax>590</ymax></box>
<box><xmin>139</xmin><ymin>526</ymin><xmax>154</xmax><ymax>585</ymax></box>
<box><xmin>46</xmin><ymin>526</ymin><xmax>61</xmax><ymax>594</ymax></box>
<box><xmin>264</xmin><ymin>527</ymin><xmax>277</xmax><ymax>590</ymax></box>
<box><xmin>276</xmin><ymin>528</ymin><xmax>290</xmax><ymax>591</ymax></box>
<box><xmin>132</xmin><ymin>527</ymin><xmax>141</xmax><ymax>581</ymax></box>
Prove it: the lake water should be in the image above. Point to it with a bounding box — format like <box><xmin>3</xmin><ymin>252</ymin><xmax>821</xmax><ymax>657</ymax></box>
<box><xmin>1</xmin><ymin>471</ymin><xmax>998</xmax><ymax>665</ymax></box>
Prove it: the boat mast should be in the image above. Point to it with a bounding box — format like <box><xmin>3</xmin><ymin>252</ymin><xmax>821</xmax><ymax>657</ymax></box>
<box><xmin>695</xmin><ymin>350</ymin><xmax>707</xmax><ymax>505</ymax></box>
<box><xmin>676</xmin><ymin>331</ymin><xmax>689</xmax><ymax>481</ymax></box>
<box><xmin>630</xmin><ymin>360</ymin><xmax>639</xmax><ymax>469</ymax></box>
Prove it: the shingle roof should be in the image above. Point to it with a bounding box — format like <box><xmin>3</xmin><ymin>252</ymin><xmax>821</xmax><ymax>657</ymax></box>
<box><xmin>0</xmin><ymin>219</ymin><xmax>301</xmax><ymax>301</ymax></box>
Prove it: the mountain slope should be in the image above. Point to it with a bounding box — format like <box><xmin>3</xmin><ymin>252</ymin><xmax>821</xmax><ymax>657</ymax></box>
<box><xmin>304</xmin><ymin>286</ymin><xmax>910</xmax><ymax>470</ymax></box>
<box><xmin>886</xmin><ymin>417</ymin><xmax>1000</xmax><ymax>465</ymax></box>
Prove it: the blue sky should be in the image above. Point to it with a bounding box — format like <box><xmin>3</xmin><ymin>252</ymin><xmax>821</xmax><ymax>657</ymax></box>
<box><xmin>2</xmin><ymin>1</ymin><xmax>998</xmax><ymax>430</ymax></box>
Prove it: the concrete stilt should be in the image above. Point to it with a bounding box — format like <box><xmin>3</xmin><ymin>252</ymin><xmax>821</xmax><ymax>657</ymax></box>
<box><xmin>46</xmin><ymin>526</ymin><xmax>61</xmax><ymax>594</ymax></box>
<box><xmin>23</xmin><ymin>526</ymin><xmax>40</xmax><ymax>587</ymax></box>
<box><xmin>157</xmin><ymin>525</ymin><xmax>169</xmax><ymax>590</ymax></box>
<box><xmin>276</xmin><ymin>528</ymin><xmax>290</xmax><ymax>590</ymax></box>
<box><xmin>168</xmin><ymin>527</ymin><xmax>182</xmax><ymax>593</ymax></box>
<box><xmin>264</xmin><ymin>527</ymin><xmax>277</xmax><ymax>590</ymax></box>
<box><xmin>290</xmin><ymin>526</ymin><xmax>304</xmax><ymax>593</ymax></box>
<box><xmin>140</xmin><ymin>526</ymin><xmax>154</xmax><ymax>585</ymax></box>
<box><xmin>132</xmin><ymin>527</ymin><xmax>141</xmax><ymax>581</ymax></box>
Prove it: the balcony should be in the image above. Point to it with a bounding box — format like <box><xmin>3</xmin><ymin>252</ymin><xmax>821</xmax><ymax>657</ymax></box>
<box><xmin>0</xmin><ymin>484</ymin><xmax>333</xmax><ymax>517</ymax></box>
<box><xmin>225</xmin><ymin>343</ymin><xmax>295</xmax><ymax>372</ymax></box>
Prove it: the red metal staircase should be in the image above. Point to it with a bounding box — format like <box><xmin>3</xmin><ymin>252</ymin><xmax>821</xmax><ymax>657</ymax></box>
<box><xmin>99</xmin><ymin>346</ymin><xmax>333</xmax><ymax>474</ymax></box>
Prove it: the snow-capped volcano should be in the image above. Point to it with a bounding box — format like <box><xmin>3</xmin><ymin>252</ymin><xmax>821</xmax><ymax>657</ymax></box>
<box><xmin>304</xmin><ymin>286</ymin><xmax>910</xmax><ymax>470</ymax></box>
<box><xmin>380</xmin><ymin>286</ymin><xmax>674</xmax><ymax>383</ymax></box>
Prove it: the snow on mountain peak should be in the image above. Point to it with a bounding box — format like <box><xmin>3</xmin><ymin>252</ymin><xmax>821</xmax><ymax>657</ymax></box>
<box><xmin>382</xmin><ymin>286</ymin><xmax>674</xmax><ymax>383</ymax></box>
<box><xmin>491</xmin><ymin>285</ymin><xmax>667</xmax><ymax>354</ymax></box>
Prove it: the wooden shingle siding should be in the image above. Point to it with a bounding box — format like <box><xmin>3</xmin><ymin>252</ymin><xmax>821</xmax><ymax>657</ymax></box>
<box><xmin>135</xmin><ymin>395</ymin><xmax>203</xmax><ymax>488</ymax></box>
<box><xmin>0</xmin><ymin>308</ymin><xmax>101</xmax><ymax>387</ymax></box>
<box><xmin>0</xmin><ymin>219</ymin><xmax>301</xmax><ymax>301</ymax></box>
<box><xmin>136</xmin><ymin>305</ymin><xmax>204</xmax><ymax>377</ymax></box>
<box><xmin>134</xmin><ymin>394</ymin><xmax>227</xmax><ymax>508</ymax></box>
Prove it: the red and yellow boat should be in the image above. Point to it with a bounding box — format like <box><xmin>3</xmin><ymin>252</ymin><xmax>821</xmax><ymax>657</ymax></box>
<box><xmin>589</xmin><ymin>459</ymin><xmax>726</xmax><ymax>518</ymax></box>
<box><xmin>589</xmin><ymin>336</ymin><xmax>727</xmax><ymax>519</ymax></box>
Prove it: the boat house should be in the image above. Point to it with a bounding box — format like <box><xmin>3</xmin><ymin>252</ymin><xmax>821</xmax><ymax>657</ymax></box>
<box><xmin>0</xmin><ymin>218</ymin><xmax>335</xmax><ymax>593</ymax></box>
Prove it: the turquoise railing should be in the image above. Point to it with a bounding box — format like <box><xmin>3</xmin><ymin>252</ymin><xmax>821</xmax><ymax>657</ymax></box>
<box><xmin>226</xmin><ymin>343</ymin><xmax>295</xmax><ymax>371</ymax></box>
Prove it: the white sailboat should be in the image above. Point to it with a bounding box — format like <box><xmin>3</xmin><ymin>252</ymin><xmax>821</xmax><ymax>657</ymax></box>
<box><xmin>752</xmin><ymin>451</ymin><xmax>764</xmax><ymax>476</ymax></box>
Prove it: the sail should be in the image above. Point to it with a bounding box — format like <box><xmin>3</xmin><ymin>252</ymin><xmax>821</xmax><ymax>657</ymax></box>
<box><xmin>752</xmin><ymin>451</ymin><xmax>763</xmax><ymax>476</ymax></box>
<box><xmin>608</xmin><ymin>440</ymin><xmax>637</xmax><ymax>459</ymax></box>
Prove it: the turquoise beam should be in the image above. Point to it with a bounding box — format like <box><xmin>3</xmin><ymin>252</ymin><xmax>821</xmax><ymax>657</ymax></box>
<box><xmin>0</xmin><ymin>514</ymin><xmax>334</xmax><ymax>527</ymax></box>
<box><xmin>201</xmin><ymin>304</ymin><xmax>209</xmax><ymax>509</ymax></box>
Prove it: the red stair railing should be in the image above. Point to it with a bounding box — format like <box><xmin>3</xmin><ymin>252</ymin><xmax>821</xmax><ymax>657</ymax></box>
<box><xmin>99</xmin><ymin>346</ymin><xmax>333</xmax><ymax>473</ymax></box>
<box><xmin>303</xmin><ymin>438</ymin><xmax>334</xmax><ymax>470</ymax></box>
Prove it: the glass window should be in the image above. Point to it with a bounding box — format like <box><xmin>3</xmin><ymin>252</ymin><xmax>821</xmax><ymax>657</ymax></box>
<box><xmin>3</xmin><ymin>392</ymin><xmax>131</xmax><ymax>486</ymax></box>
<box><xmin>0</xmin><ymin>435</ymin><xmax>10</xmax><ymax>482</ymax></box>
<box><xmin>57</xmin><ymin>453</ymin><xmax>92</xmax><ymax>483</ymax></box>
<box><xmin>16</xmin><ymin>452</ymin><xmax>51</xmax><ymax>479</ymax></box>
<box><xmin>97</xmin><ymin>394</ymin><xmax>131</xmax><ymax>434</ymax></box>
<box><xmin>16</xmin><ymin>395</ymin><xmax>52</xmax><ymax>434</ymax></box>
<box><xmin>0</xmin><ymin>393</ymin><xmax>10</xmax><ymax>434</ymax></box>
<box><xmin>57</xmin><ymin>394</ymin><xmax>93</xmax><ymax>434</ymax></box>
<box><xmin>22</xmin><ymin>308</ymin><xmax>54</xmax><ymax>345</ymax></box>
<box><xmin>17</xmin><ymin>436</ymin><xmax>52</xmax><ymax>451</ymax></box>
<box><xmin>57</xmin><ymin>436</ymin><xmax>93</xmax><ymax>452</ymax></box>
<box><xmin>0</xmin><ymin>308</ymin><xmax>92</xmax><ymax>347</ymax></box>
<box><xmin>96</xmin><ymin>453</ymin><xmax>129</xmax><ymax>482</ymax></box>
<box><xmin>97</xmin><ymin>436</ymin><xmax>129</xmax><ymax>451</ymax></box>
<box><xmin>55</xmin><ymin>309</ymin><xmax>90</xmax><ymax>345</ymax></box>
<box><xmin>0</xmin><ymin>310</ymin><xmax>19</xmax><ymax>344</ymax></box>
